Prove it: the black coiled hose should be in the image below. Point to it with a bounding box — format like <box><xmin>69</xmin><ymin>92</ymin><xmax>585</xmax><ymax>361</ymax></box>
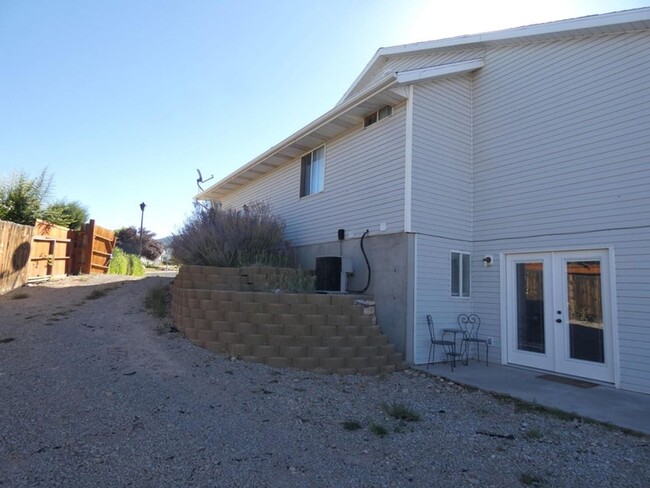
<box><xmin>347</xmin><ymin>229</ymin><xmax>371</xmax><ymax>294</ymax></box>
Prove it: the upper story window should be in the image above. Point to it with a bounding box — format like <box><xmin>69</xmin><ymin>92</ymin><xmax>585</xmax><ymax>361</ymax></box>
<box><xmin>451</xmin><ymin>251</ymin><xmax>470</xmax><ymax>297</ymax></box>
<box><xmin>364</xmin><ymin>105</ymin><xmax>393</xmax><ymax>128</ymax></box>
<box><xmin>300</xmin><ymin>145</ymin><xmax>325</xmax><ymax>197</ymax></box>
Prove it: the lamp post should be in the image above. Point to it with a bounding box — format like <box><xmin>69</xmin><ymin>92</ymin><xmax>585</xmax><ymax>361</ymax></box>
<box><xmin>139</xmin><ymin>202</ymin><xmax>146</xmax><ymax>257</ymax></box>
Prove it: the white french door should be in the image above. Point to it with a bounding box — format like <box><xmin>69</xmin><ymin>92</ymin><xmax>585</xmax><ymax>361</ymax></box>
<box><xmin>505</xmin><ymin>250</ymin><xmax>614</xmax><ymax>383</ymax></box>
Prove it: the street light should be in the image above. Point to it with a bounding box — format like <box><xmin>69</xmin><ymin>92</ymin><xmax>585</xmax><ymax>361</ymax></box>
<box><xmin>139</xmin><ymin>202</ymin><xmax>146</xmax><ymax>257</ymax></box>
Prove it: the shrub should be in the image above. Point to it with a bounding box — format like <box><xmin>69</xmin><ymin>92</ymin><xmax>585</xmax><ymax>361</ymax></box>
<box><xmin>171</xmin><ymin>201</ymin><xmax>294</xmax><ymax>267</ymax></box>
<box><xmin>115</xmin><ymin>226</ymin><xmax>163</xmax><ymax>261</ymax></box>
<box><xmin>108</xmin><ymin>247</ymin><xmax>144</xmax><ymax>276</ymax></box>
<box><xmin>108</xmin><ymin>248</ymin><xmax>128</xmax><ymax>275</ymax></box>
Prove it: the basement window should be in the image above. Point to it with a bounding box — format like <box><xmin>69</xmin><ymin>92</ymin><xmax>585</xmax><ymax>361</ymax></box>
<box><xmin>364</xmin><ymin>105</ymin><xmax>393</xmax><ymax>128</ymax></box>
<box><xmin>300</xmin><ymin>145</ymin><xmax>325</xmax><ymax>197</ymax></box>
<box><xmin>451</xmin><ymin>251</ymin><xmax>470</xmax><ymax>297</ymax></box>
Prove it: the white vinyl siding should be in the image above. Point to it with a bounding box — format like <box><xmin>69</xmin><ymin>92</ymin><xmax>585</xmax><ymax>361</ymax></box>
<box><xmin>471</xmin><ymin>31</ymin><xmax>650</xmax><ymax>393</ymax></box>
<box><xmin>410</xmin><ymin>78</ymin><xmax>473</xmax><ymax>239</ymax></box>
<box><xmin>220</xmin><ymin>104</ymin><xmax>407</xmax><ymax>246</ymax></box>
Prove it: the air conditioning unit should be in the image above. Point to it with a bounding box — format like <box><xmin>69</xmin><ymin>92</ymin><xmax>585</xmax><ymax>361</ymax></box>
<box><xmin>315</xmin><ymin>256</ymin><xmax>353</xmax><ymax>292</ymax></box>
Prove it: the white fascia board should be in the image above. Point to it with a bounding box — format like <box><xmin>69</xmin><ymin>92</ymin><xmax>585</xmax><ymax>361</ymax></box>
<box><xmin>197</xmin><ymin>74</ymin><xmax>400</xmax><ymax>200</ymax></box>
<box><xmin>395</xmin><ymin>59</ymin><xmax>484</xmax><ymax>84</ymax></box>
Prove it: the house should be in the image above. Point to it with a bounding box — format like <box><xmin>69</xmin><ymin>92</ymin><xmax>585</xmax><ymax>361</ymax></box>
<box><xmin>198</xmin><ymin>8</ymin><xmax>650</xmax><ymax>394</ymax></box>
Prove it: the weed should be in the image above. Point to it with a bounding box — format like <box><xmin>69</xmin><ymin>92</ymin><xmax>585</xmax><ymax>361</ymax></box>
<box><xmin>86</xmin><ymin>289</ymin><xmax>108</xmax><ymax>300</ymax></box>
<box><xmin>342</xmin><ymin>420</ymin><xmax>362</xmax><ymax>431</ymax></box>
<box><xmin>145</xmin><ymin>285</ymin><xmax>170</xmax><ymax>318</ymax></box>
<box><xmin>520</xmin><ymin>473</ymin><xmax>545</xmax><ymax>486</ymax></box>
<box><xmin>382</xmin><ymin>402</ymin><xmax>421</xmax><ymax>422</ymax></box>
<box><xmin>10</xmin><ymin>292</ymin><xmax>28</xmax><ymax>300</ymax></box>
<box><xmin>524</xmin><ymin>428</ymin><xmax>544</xmax><ymax>440</ymax></box>
<box><xmin>370</xmin><ymin>422</ymin><xmax>389</xmax><ymax>438</ymax></box>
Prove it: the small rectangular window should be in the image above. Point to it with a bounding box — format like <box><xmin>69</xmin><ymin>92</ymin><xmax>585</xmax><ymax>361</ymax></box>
<box><xmin>451</xmin><ymin>251</ymin><xmax>470</xmax><ymax>297</ymax></box>
<box><xmin>300</xmin><ymin>145</ymin><xmax>325</xmax><ymax>197</ymax></box>
<box><xmin>364</xmin><ymin>105</ymin><xmax>392</xmax><ymax>128</ymax></box>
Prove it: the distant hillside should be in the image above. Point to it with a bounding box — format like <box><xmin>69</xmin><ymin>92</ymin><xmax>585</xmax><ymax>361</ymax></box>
<box><xmin>158</xmin><ymin>236</ymin><xmax>173</xmax><ymax>246</ymax></box>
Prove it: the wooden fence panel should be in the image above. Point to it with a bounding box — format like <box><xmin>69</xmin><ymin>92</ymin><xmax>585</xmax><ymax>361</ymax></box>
<box><xmin>78</xmin><ymin>220</ymin><xmax>116</xmax><ymax>275</ymax></box>
<box><xmin>0</xmin><ymin>220</ymin><xmax>34</xmax><ymax>294</ymax></box>
<box><xmin>28</xmin><ymin>219</ymin><xmax>73</xmax><ymax>279</ymax></box>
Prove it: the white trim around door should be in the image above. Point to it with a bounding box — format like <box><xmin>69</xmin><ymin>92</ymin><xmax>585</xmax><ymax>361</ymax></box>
<box><xmin>504</xmin><ymin>249</ymin><xmax>616</xmax><ymax>384</ymax></box>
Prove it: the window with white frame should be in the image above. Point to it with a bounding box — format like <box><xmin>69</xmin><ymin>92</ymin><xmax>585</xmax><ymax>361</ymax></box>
<box><xmin>300</xmin><ymin>145</ymin><xmax>325</xmax><ymax>197</ymax></box>
<box><xmin>364</xmin><ymin>105</ymin><xmax>393</xmax><ymax>128</ymax></box>
<box><xmin>451</xmin><ymin>251</ymin><xmax>470</xmax><ymax>297</ymax></box>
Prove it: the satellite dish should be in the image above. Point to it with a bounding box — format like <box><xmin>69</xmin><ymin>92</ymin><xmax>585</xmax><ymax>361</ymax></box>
<box><xmin>196</xmin><ymin>168</ymin><xmax>214</xmax><ymax>192</ymax></box>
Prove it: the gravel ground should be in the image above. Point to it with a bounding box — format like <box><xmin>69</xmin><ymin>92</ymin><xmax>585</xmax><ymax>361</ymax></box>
<box><xmin>0</xmin><ymin>274</ymin><xmax>648</xmax><ymax>487</ymax></box>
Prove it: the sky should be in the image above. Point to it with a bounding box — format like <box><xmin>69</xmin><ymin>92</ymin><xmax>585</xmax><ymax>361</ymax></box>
<box><xmin>1</xmin><ymin>0</ymin><xmax>648</xmax><ymax>238</ymax></box>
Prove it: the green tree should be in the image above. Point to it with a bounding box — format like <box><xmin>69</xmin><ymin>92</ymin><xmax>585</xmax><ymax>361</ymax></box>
<box><xmin>40</xmin><ymin>200</ymin><xmax>89</xmax><ymax>230</ymax></box>
<box><xmin>115</xmin><ymin>226</ymin><xmax>163</xmax><ymax>261</ymax></box>
<box><xmin>0</xmin><ymin>169</ymin><xmax>53</xmax><ymax>225</ymax></box>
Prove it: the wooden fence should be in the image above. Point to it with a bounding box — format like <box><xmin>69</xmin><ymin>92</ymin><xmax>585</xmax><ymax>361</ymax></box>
<box><xmin>0</xmin><ymin>218</ymin><xmax>116</xmax><ymax>294</ymax></box>
<box><xmin>0</xmin><ymin>220</ymin><xmax>35</xmax><ymax>294</ymax></box>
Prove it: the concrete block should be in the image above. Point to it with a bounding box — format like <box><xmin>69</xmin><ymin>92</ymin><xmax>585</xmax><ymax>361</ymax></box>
<box><xmin>229</xmin><ymin>343</ymin><xmax>251</xmax><ymax>357</ymax></box>
<box><xmin>253</xmin><ymin>344</ymin><xmax>279</xmax><ymax>357</ymax></box>
<box><xmin>308</xmin><ymin>346</ymin><xmax>332</xmax><ymax>359</ymax></box>
<box><xmin>291</xmin><ymin>303</ymin><xmax>317</xmax><ymax>315</ymax></box>
<box><xmin>327</xmin><ymin>315</ymin><xmax>351</xmax><ymax>327</ymax></box>
<box><xmin>337</xmin><ymin>325</ymin><xmax>360</xmax><ymax>337</ymax></box>
<box><xmin>258</xmin><ymin>323</ymin><xmax>285</xmax><ymax>336</ymax></box>
<box><xmin>217</xmin><ymin>301</ymin><xmax>238</xmax><ymax>313</ymax></box>
<box><xmin>295</xmin><ymin>335</ymin><xmax>321</xmax><ymax>347</ymax></box>
<box><xmin>369</xmin><ymin>355</ymin><xmax>389</xmax><ymax>368</ymax></box>
<box><xmin>225</xmin><ymin>311</ymin><xmax>247</xmax><ymax>323</ymax></box>
<box><xmin>190</xmin><ymin>338</ymin><xmax>205</xmax><ymax>348</ymax></box>
<box><xmin>190</xmin><ymin>308</ymin><xmax>205</xmax><ymax>320</ymax></box>
<box><xmin>196</xmin><ymin>290</ymin><xmax>211</xmax><ymax>300</ymax></box>
<box><xmin>192</xmin><ymin>319</ymin><xmax>211</xmax><ymax>331</ymax></box>
<box><xmin>330</xmin><ymin>295</ymin><xmax>357</xmax><ymax>306</ymax></box>
<box><xmin>313</xmin><ymin>325</ymin><xmax>338</xmax><ymax>337</ymax></box>
<box><xmin>267</xmin><ymin>334</ymin><xmax>293</xmax><ymax>347</ymax></box>
<box><xmin>283</xmin><ymin>324</ymin><xmax>311</xmax><ymax>337</ymax></box>
<box><xmin>184</xmin><ymin>328</ymin><xmax>199</xmax><ymax>340</ymax></box>
<box><xmin>352</xmin><ymin>315</ymin><xmax>374</xmax><ymax>327</ymax></box>
<box><xmin>254</xmin><ymin>292</ymin><xmax>281</xmax><ymax>304</ymax></box>
<box><xmin>249</xmin><ymin>312</ymin><xmax>274</xmax><ymax>325</ymax></box>
<box><xmin>204</xmin><ymin>309</ymin><xmax>223</xmax><ymax>321</ymax></box>
<box><xmin>205</xmin><ymin>341</ymin><xmax>226</xmax><ymax>354</ymax></box>
<box><xmin>232</xmin><ymin>322</ymin><xmax>258</xmax><ymax>334</ymax></box>
<box><xmin>281</xmin><ymin>345</ymin><xmax>307</xmax><ymax>358</ymax></box>
<box><xmin>239</xmin><ymin>302</ymin><xmax>265</xmax><ymax>314</ymax></box>
<box><xmin>304</xmin><ymin>294</ymin><xmax>331</xmax><ymax>306</ymax></box>
<box><xmin>320</xmin><ymin>357</ymin><xmax>345</xmax><ymax>371</ymax></box>
<box><xmin>281</xmin><ymin>294</ymin><xmax>304</xmax><ymax>305</ymax></box>
<box><xmin>302</xmin><ymin>314</ymin><xmax>326</xmax><ymax>327</ymax></box>
<box><xmin>334</xmin><ymin>346</ymin><xmax>356</xmax><ymax>358</ymax></box>
<box><xmin>315</xmin><ymin>304</ymin><xmax>341</xmax><ymax>315</ymax></box>
<box><xmin>210</xmin><ymin>290</ymin><xmax>231</xmax><ymax>301</ymax></box>
<box><xmin>266</xmin><ymin>303</ymin><xmax>290</xmax><ymax>315</ymax></box>
<box><xmin>292</xmin><ymin>357</ymin><xmax>319</xmax><ymax>370</ymax></box>
<box><xmin>378</xmin><ymin>344</ymin><xmax>396</xmax><ymax>356</ymax></box>
<box><xmin>200</xmin><ymin>299</ymin><xmax>219</xmax><ymax>311</ymax></box>
<box><xmin>347</xmin><ymin>336</ymin><xmax>369</xmax><ymax>348</ymax></box>
<box><xmin>210</xmin><ymin>321</ymin><xmax>233</xmax><ymax>333</ymax></box>
<box><xmin>241</xmin><ymin>355</ymin><xmax>264</xmax><ymax>364</ymax></box>
<box><xmin>276</xmin><ymin>314</ymin><xmax>301</xmax><ymax>326</ymax></box>
<box><xmin>242</xmin><ymin>334</ymin><xmax>266</xmax><ymax>346</ymax></box>
<box><xmin>345</xmin><ymin>357</ymin><xmax>369</xmax><ymax>370</ymax></box>
<box><xmin>357</xmin><ymin>345</ymin><xmax>379</xmax><ymax>358</ymax></box>
<box><xmin>369</xmin><ymin>334</ymin><xmax>389</xmax><ymax>346</ymax></box>
<box><xmin>380</xmin><ymin>365</ymin><xmax>397</xmax><ymax>375</ymax></box>
<box><xmin>231</xmin><ymin>291</ymin><xmax>255</xmax><ymax>302</ymax></box>
<box><xmin>197</xmin><ymin>330</ymin><xmax>218</xmax><ymax>342</ymax></box>
<box><xmin>218</xmin><ymin>331</ymin><xmax>241</xmax><ymax>344</ymax></box>
<box><xmin>321</xmin><ymin>336</ymin><xmax>347</xmax><ymax>348</ymax></box>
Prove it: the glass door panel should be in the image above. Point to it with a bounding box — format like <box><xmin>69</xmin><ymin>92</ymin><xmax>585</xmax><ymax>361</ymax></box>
<box><xmin>565</xmin><ymin>260</ymin><xmax>605</xmax><ymax>363</ymax></box>
<box><xmin>516</xmin><ymin>262</ymin><xmax>545</xmax><ymax>353</ymax></box>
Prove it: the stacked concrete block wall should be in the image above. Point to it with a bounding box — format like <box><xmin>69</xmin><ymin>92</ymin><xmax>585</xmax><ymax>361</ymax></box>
<box><xmin>171</xmin><ymin>265</ymin><xmax>406</xmax><ymax>375</ymax></box>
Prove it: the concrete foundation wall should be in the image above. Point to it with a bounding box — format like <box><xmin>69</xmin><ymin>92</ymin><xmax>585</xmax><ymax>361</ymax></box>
<box><xmin>294</xmin><ymin>232</ymin><xmax>412</xmax><ymax>357</ymax></box>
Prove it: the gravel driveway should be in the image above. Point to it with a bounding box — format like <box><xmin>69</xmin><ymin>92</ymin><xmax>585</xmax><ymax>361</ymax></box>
<box><xmin>1</xmin><ymin>275</ymin><xmax>648</xmax><ymax>487</ymax></box>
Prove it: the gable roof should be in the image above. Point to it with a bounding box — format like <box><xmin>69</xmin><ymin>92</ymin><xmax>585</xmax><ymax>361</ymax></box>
<box><xmin>340</xmin><ymin>7</ymin><xmax>650</xmax><ymax>103</ymax></box>
<box><xmin>198</xmin><ymin>7</ymin><xmax>650</xmax><ymax>202</ymax></box>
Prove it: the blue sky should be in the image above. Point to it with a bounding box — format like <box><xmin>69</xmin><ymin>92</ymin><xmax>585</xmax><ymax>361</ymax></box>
<box><xmin>1</xmin><ymin>0</ymin><xmax>648</xmax><ymax>237</ymax></box>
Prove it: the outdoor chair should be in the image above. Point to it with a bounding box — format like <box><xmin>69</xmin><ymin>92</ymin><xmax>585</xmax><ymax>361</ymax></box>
<box><xmin>426</xmin><ymin>314</ymin><xmax>462</xmax><ymax>371</ymax></box>
<box><xmin>458</xmin><ymin>313</ymin><xmax>489</xmax><ymax>365</ymax></box>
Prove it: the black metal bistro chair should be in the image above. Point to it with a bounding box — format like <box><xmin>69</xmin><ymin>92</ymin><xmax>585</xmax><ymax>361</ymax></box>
<box><xmin>458</xmin><ymin>313</ymin><xmax>489</xmax><ymax>365</ymax></box>
<box><xmin>426</xmin><ymin>314</ymin><xmax>462</xmax><ymax>371</ymax></box>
